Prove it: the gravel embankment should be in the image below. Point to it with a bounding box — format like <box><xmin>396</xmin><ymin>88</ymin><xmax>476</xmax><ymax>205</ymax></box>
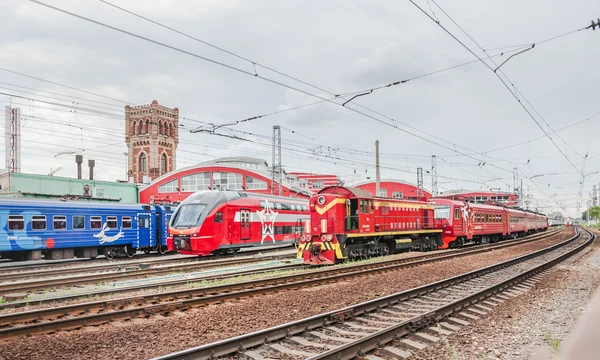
<box><xmin>412</xmin><ymin>227</ymin><xmax>600</xmax><ymax>360</ymax></box>
<box><xmin>0</xmin><ymin>229</ymin><xmax>574</xmax><ymax>360</ymax></box>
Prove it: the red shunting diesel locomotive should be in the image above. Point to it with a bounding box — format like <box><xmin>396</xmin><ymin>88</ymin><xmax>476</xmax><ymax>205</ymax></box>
<box><xmin>297</xmin><ymin>186</ymin><xmax>442</xmax><ymax>265</ymax></box>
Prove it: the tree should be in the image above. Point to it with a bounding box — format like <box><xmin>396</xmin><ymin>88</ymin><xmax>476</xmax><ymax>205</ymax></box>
<box><xmin>589</xmin><ymin>206</ymin><xmax>600</xmax><ymax>222</ymax></box>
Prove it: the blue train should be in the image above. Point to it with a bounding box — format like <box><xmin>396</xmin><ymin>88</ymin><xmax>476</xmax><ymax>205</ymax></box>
<box><xmin>0</xmin><ymin>198</ymin><xmax>173</xmax><ymax>261</ymax></box>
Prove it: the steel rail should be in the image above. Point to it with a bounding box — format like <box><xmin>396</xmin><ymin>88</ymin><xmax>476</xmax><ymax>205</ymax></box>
<box><xmin>151</xmin><ymin>227</ymin><xmax>589</xmax><ymax>360</ymax></box>
<box><xmin>0</xmin><ymin>227</ymin><xmax>561</xmax><ymax>299</ymax></box>
<box><xmin>0</xmin><ymin>252</ymin><xmax>295</xmax><ymax>295</ymax></box>
<box><xmin>0</xmin><ymin>245</ymin><xmax>295</xmax><ymax>278</ymax></box>
<box><xmin>0</xmin><ymin>228</ymin><xmax>567</xmax><ymax>338</ymax></box>
<box><xmin>0</xmin><ymin>227</ymin><xmax>561</xmax><ymax>310</ymax></box>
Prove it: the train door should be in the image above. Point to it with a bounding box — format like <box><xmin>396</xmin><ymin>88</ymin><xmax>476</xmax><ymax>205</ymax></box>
<box><xmin>138</xmin><ymin>214</ymin><xmax>151</xmax><ymax>246</ymax></box>
<box><xmin>240</xmin><ymin>209</ymin><xmax>251</xmax><ymax>240</ymax></box>
<box><xmin>347</xmin><ymin>199</ymin><xmax>359</xmax><ymax>231</ymax></box>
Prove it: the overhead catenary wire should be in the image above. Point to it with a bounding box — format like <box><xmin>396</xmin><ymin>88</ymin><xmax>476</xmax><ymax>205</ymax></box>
<box><xmin>410</xmin><ymin>0</ymin><xmax>583</xmax><ymax>178</ymax></box>
<box><xmin>31</xmin><ymin>0</ymin><xmax>520</xmax><ymax>175</ymax></box>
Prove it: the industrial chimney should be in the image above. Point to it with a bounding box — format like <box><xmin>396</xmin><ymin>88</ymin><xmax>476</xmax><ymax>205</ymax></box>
<box><xmin>75</xmin><ymin>155</ymin><xmax>83</xmax><ymax>179</ymax></box>
<box><xmin>88</xmin><ymin>159</ymin><xmax>95</xmax><ymax>180</ymax></box>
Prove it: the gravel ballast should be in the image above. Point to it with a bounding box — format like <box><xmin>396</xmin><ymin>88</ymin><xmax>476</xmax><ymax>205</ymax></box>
<box><xmin>0</xmin><ymin>229</ymin><xmax>575</xmax><ymax>360</ymax></box>
<box><xmin>412</xmin><ymin>227</ymin><xmax>600</xmax><ymax>360</ymax></box>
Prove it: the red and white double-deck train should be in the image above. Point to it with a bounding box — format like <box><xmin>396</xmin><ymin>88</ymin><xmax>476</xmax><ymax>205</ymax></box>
<box><xmin>430</xmin><ymin>199</ymin><xmax>549</xmax><ymax>249</ymax></box>
<box><xmin>167</xmin><ymin>190</ymin><xmax>308</xmax><ymax>256</ymax></box>
<box><xmin>298</xmin><ymin>186</ymin><xmax>549</xmax><ymax>265</ymax></box>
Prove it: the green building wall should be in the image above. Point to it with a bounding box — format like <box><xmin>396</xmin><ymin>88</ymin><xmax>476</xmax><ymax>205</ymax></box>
<box><xmin>0</xmin><ymin>172</ymin><xmax>139</xmax><ymax>203</ymax></box>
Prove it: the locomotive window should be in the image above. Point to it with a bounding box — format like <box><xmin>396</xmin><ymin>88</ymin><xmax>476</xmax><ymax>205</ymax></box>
<box><xmin>107</xmin><ymin>216</ymin><xmax>118</xmax><ymax>229</ymax></box>
<box><xmin>214</xmin><ymin>212</ymin><xmax>223</xmax><ymax>223</ymax></box>
<box><xmin>259</xmin><ymin>200</ymin><xmax>266</xmax><ymax>209</ymax></box>
<box><xmin>90</xmin><ymin>216</ymin><xmax>102</xmax><ymax>229</ymax></box>
<box><xmin>302</xmin><ymin>205</ymin><xmax>308</xmax><ymax>211</ymax></box>
<box><xmin>275</xmin><ymin>203</ymin><xmax>282</xmax><ymax>210</ymax></box>
<box><xmin>8</xmin><ymin>215</ymin><xmax>24</xmax><ymax>230</ymax></box>
<box><xmin>122</xmin><ymin>217</ymin><xmax>132</xmax><ymax>229</ymax></box>
<box><xmin>32</xmin><ymin>215</ymin><xmax>47</xmax><ymax>230</ymax></box>
<box><xmin>455</xmin><ymin>208</ymin><xmax>460</xmax><ymax>220</ymax></box>
<box><xmin>53</xmin><ymin>216</ymin><xmax>67</xmax><ymax>230</ymax></box>
<box><xmin>73</xmin><ymin>216</ymin><xmax>85</xmax><ymax>229</ymax></box>
<box><xmin>485</xmin><ymin>214</ymin><xmax>488</xmax><ymax>223</ymax></box>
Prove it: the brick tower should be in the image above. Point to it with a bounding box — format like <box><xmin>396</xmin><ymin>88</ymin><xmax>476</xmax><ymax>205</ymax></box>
<box><xmin>125</xmin><ymin>100</ymin><xmax>179</xmax><ymax>183</ymax></box>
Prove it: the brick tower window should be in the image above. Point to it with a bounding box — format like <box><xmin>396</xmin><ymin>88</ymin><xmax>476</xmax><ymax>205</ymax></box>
<box><xmin>161</xmin><ymin>153</ymin><xmax>167</xmax><ymax>173</ymax></box>
<box><xmin>139</xmin><ymin>153</ymin><xmax>147</xmax><ymax>172</ymax></box>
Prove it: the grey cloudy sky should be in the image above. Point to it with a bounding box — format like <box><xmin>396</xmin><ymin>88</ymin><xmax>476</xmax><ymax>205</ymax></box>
<box><xmin>0</xmin><ymin>0</ymin><xmax>598</xmax><ymax>217</ymax></box>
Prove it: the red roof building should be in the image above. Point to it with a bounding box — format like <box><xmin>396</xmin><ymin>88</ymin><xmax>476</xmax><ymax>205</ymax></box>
<box><xmin>352</xmin><ymin>179</ymin><xmax>432</xmax><ymax>200</ymax></box>
<box><xmin>139</xmin><ymin>157</ymin><xmax>312</xmax><ymax>204</ymax></box>
<box><xmin>287</xmin><ymin>172</ymin><xmax>341</xmax><ymax>192</ymax></box>
<box><xmin>435</xmin><ymin>190</ymin><xmax>520</xmax><ymax>207</ymax></box>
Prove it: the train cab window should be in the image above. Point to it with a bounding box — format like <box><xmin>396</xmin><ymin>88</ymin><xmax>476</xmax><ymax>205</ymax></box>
<box><xmin>454</xmin><ymin>208</ymin><xmax>460</xmax><ymax>220</ymax></box>
<box><xmin>73</xmin><ymin>216</ymin><xmax>85</xmax><ymax>229</ymax></box>
<box><xmin>32</xmin><ymin>215</ymin><xmax>47</xmax><ymax>230</ymax></box>
<box><xmin>276</xmin><ymin>203</ymin><xmax>282</xmax><ymax>210</ymax></box>
<box><xmin>53</xmin><ymin>216</ymin><xmax>67</xmax><ymax>230</ymax></box>
<box><xmin>302</xmin><ymin>205</ymin><xmax>308</xmax><ymax>211</ymax></box>
<box><xmin>8</xmin><ymin>215</ymin><xmax>24</xmax><ymax>230</ymax></box>
<box><xmin>122</xmin><ymin>216</ymin><xmax>132</xmax><ymax>229</ymax></box>
<box><xmin>90</xmin><ymin>216</ymin><xmax>102</xmax><ymax>229</ymax></box>
<box><xmin>107</xmin><ymin>216</ymin><xmax>118</xmax><ymax>229</ymax></box>
<box><xmin>214</xmin><ymin>212</ymin><xmax>223</xmax><ymax>223</ymax></box>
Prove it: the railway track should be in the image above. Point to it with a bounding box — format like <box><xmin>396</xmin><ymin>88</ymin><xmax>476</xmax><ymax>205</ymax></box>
<box><xmin>0</xmin><ymin>228</ymin><xmax>568</xmax><ymax>339</ymax></box>
<box><xmin>0</xmin><ymin>227</ymin><xmax>563</xmax><ymax>308</ymax></box>
<box><xmin>0</xmin><ymin>244</ymin><xmax>294</xmax><ymax>275</ymax></box>
<box><xmin>0</xmin><ymin>229</ymin><xmax>562</xmax><ymax>298</ymax></box>
<box><xmin>0</xmin><ymin>250</ymin><xmax>296</xmax><ymax>295</ymax></box>
<box><xmin>152</xmin><ymin>227</ymin><xmax>593</xmax><ymax>360</ymax></box>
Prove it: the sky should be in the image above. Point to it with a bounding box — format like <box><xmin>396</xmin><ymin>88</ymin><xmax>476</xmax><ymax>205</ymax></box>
<box><xmin>0</xmin><ymin>0</ymin><xmax>599</xmax><ymax>217</ymax></box>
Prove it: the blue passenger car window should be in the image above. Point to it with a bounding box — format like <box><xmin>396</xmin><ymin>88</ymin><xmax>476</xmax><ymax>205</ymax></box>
<box><xmin>122</xmin><ymin>217</ymin><xmax>132</xmax><ymax>229</ymax></box>
<box><xmin>53</xmin><ymin>216</ymin><xmax>67</xmax><ymax>230</ymax></box>
<box><xmin>72</xmin><ymin>216</ymin><xmax>85</xmax><ymax>229</ymax></box>
<box><xmin>107</xmin><ymin>216</ymin><xmax>118</xmax><ymax>229</ymax></box>
<box><xmin>32</xmin><ymin>215</ymin><xmax>47</xmax><ymax>230</ymax></box>
<box><xmin>8</xmin><ymin>215</ymin><xmax>24</xmax><ymax>230</ymax></box>
<box><xmin>90</xmin><ymin>216</ymin><xmax>102</xmax><ymax>229</ymax></box>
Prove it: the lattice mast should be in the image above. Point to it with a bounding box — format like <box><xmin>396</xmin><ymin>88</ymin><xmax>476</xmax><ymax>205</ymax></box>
<box><xmin>417</xmin><ymin>167</ymin><xmax>424</xmax><ymax>199</ymax></box>
<box><xmin>271</xmin><ymin>125</ymin><xmax>282</xmax><ymax>196</ymax></box>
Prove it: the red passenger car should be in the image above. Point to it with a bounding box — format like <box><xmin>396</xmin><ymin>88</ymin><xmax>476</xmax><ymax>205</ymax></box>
<box><xmin>298</xmin><ymin>186</ymin><xmax>442</xmax><ymax>265</ymax></box>
<box><xmin>167</xmin><ymin>190</ymin><xmax>309</xmax><ymax>256</ymax></box>
<box><xmin>430</xmin><ymin>199</ymin><xmax>548</xmax><ymax>248</ymax></box>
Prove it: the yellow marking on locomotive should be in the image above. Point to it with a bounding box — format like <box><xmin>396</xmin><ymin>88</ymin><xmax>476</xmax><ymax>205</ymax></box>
<box><xmin>395</xmin><ymin>238</ymin><xmax>412</xmax><ymax>244</ymax></box>
<box><xmin>299</xmin><ymin>241</ymin><xmax>344</xmax><ymax>260</ymax></box>
<box><xmin>314</xmin><ymin>198</ymin><xmax>347</xmax><ymax>215</ymax></box>
<box><xmin>346</xmin><ymin>229</ymin><xmax>442</xmax><ymax>238</ymax></box>
<box><xmin>373</xmin><ymin>201</ymin><xmax>434</xmax><ymax>210</ymax></box>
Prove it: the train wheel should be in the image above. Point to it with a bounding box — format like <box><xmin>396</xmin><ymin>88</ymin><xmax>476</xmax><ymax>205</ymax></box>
<box><xmin>126</xmin><ymin>249</ymin><xmax>136</xmax><ymax>258</ymax></box>
<box><xmin>103</xmin><ymin>248</ymin><xmax>116</xmax><ymax>260</ymax></box>
<box><xmin>158</xmin><ymin>246</ymin><xmax>167</xmax><ymax>255</ymax></box>
<box><xmin>143</xmin><ymin>249</ymin><xmax>151</xmax><ymax>255</ymax></box>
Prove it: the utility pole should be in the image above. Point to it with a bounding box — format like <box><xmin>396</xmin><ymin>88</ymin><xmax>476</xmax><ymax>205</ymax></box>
<box><xmin>593</xmin><ymin>184</ymin><xmax>598</xmax><ymax>207</ymax></box>
<box><xmin>520</xmin><ymin>178</ymin><xmax>523</xmax><ymax>208</ymax></box>
<box><xmin>271</xmin><ymin>125</ymin><xmax>282</xmax><ymax>196</ymax></box>
<box><xmin>431</xmin><ymin>155</ymin><xmax>438</xmax><ymax>196</ymax></box>
<box><xmin>513</xmin><ymin>167</ymin><xmax>519</xmax><ymax>194</ymax></box>
<box><xmin>417</xmin><ymin>167</ymin><xmax>424</xmax><ymax>199</ymax></box>
<box><xmin>375</xmin><ymin>140</ymin><xmax>380</xmax><ymax>196</ymax></box>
